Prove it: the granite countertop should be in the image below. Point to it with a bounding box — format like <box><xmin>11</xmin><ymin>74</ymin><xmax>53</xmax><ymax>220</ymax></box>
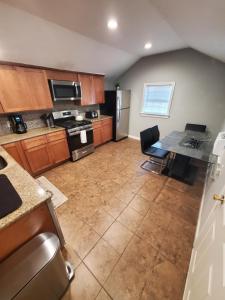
<box><xmin>86</xmin><ymin>115</ymin><xmax>113</xmax><ymax>123</ymax></box>
<box><xmin>0</xmin><ymin>146</ymin><xmax>50</xmax><ymax>230</ymax></box>
<box><xmin>0</xmin><ymin>127</ymin><xmax>65</xmax><ymax>145</ymax></box>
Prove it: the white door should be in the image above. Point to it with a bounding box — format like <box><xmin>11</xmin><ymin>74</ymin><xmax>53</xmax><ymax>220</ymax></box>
<box><xmin>183</xmin><ymin>152</ymin><xmax>225</xmax><ymax>299</ymax></box>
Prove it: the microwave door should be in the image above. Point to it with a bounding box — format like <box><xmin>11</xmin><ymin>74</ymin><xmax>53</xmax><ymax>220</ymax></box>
<box><xmin>75</xmin><ymin>83</ymin><xmax>82</xmax><ymax>99</ymax></box>
<box><xmin>51</xmin><ymin>80</ymin><xmax>76</xmax><ymax>101</ymax></box>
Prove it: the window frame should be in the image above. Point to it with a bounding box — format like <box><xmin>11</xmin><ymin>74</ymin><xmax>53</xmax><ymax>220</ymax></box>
<box><xmin>140</xmin><ymin>82</ymin><xmax>175</xmax><ymax>118</ymax></box>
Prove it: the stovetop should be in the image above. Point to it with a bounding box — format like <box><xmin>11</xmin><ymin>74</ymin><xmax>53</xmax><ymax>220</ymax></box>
<box><xmin>54</xmin><ymin>119</ymin><xmax>92</xmax><ymax>129</ymax></box>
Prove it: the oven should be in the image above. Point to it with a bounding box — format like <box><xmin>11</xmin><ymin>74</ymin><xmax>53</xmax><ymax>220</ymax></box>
<box><xmin>67</xmin><ymin>128</ymin><xmax>94</xmax><ymax>161</ymax></box>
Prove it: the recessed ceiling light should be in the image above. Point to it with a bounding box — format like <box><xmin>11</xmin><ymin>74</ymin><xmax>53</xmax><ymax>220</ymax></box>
<box><xmin>144</xmin><ymin>42</ymin><xmax>152</xmax><ymax>49</ymax></box>
<box><xmin>107</xmin><ymin>18</ymin><xmax>118</xmax><ymax>30</ymax></box>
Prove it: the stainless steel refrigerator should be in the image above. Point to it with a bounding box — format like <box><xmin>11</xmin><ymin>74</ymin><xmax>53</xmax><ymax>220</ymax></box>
<box><xmin>100</xmin><ymin>90</ymin><xmax>131</xmax><ymax>141</ymax></box>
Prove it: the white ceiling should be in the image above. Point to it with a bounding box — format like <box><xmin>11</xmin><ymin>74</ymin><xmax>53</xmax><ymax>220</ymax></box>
<box><xmin>0</xmin><ymin>0</ymin><xmax>225</xmax><ymax>79</ymax></box>
<box><xmin>150</xmin><ymin>0</ymin><xmax>225</xmax><ymax>64</ymax></box>
<box><xmin>1</xmin><ymin>0</ymin><xmax>186</xmax><ymax>56</ymax></box>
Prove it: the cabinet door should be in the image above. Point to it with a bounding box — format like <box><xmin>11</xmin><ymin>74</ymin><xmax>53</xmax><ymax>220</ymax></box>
<box><xmin>19</xmin><ymin>67</ymin><xmax>53</xmax><ymax>110</ymax></box>
<box><xmin>48</xmin><ymin>138</ymin><xmax>70</xmax><ymax>164</ymax></box>
<box><xmin>24</xmin><ymin>144</ymin><xmax>52</xmax><ymax>174</ymax></box>
<box><xmin>46</xmin><ymin>70</ymin><xmax>77</xmax><ymax>81</ymax></box>
<box><xmin>101</xmin><ymin>119</ymin><xmax>113</xmax><ymax>143</ymax></box>
<box><xmin>0</xmin><ymin>65</ymin><xmax>33</xmax><ymax>112</ymax></box>
<box><xmin>3</xmin><ymin>142</ymin><xmax>31</xmax><ymax>172</ymax></box>
<box><xmin>93</xmin><ymin>126</ymin><xmax>102</xmax><ymax>147</ymax></box>
<box><xmin>93</xmin><ymin>75</ymin><xmax>105</xmax><ymax>104</ymax></box>
<box><xmin>78</xmin><ymin>73</ymin><xmax>93</xmax><ymax>105</ymax></box>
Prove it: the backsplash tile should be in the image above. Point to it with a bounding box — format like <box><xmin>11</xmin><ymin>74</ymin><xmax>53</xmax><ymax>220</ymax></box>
<box><xmin>0</xmin><ymin>103</ymin><xmax>99</xmax><ymax>136</ymax></box>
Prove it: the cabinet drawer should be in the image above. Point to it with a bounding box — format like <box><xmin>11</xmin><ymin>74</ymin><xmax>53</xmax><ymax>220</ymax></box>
<box><xmin>21</xmin><ymin>135</ymin><xmax>47</xmax><ymax>150</ymax></box>
<box><xmin>47</xmin><ymin>130</ymin><xmax>66</xmax><ymax>142</ymax></box>
<box><xmin>101</xmin><ymin>118</ymin><xmax>112</xmax><ymax>126</ymax></box>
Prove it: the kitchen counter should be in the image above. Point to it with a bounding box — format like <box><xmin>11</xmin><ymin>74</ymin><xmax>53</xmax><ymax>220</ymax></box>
<box><xmin>0</xmin><ymin>127</ymin><xmax>65</xmax><ymax>145</ymax></box>
<box><xmin>0</xmin><ymin>146</ymin><xmax>50</xmax><ymax>230</ymax></box>
<box><xmin>86</xmin><ymin>115</ymin><xmax>112</xmax><ymax>123</ymax></box>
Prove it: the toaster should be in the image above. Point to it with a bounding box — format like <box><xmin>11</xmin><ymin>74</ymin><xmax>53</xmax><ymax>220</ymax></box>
<box><xmin>85</xmin><ymin>111</ymin><xmax>98</xmax><ymax>119</ymax></box>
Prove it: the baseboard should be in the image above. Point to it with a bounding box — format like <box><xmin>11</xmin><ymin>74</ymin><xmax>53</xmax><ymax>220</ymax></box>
<box><xmin>128</xmin><ymin>135</ymin><xmax>140</xmax><ymax>140</ymax></box>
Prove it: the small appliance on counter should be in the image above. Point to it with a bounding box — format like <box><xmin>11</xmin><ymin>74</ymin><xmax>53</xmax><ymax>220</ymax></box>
<box><xmin>40</xmin><ymin>113</ymin><xmax>55</xmax><ymax>128</ymax></box>
<box><xmin>9</xmin><ymin>114</ymin><xmax>27</xmax><ymax>134</ymax></box>
<box><xmin>85</xmin><ymin>110</ymin><xmax>98</xmax><ymax>119</ymax></box>
<box><xmin>76</xmin><ymin>115</ymin><xmax>84</xmax><ymax>121</ymax></box>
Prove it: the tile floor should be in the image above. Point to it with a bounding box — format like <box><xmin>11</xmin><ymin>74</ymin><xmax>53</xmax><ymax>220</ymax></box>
<box><xmin>43</xmin><ymin>138</ymin><xmax>206</xmax><ymax>300</ymax></box>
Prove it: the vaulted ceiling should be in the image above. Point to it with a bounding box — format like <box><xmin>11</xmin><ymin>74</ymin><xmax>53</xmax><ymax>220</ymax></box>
<box><xmin>0</xmin><ymin>0</ymin><xmax>224</xmax><ymax>79</ymax></box>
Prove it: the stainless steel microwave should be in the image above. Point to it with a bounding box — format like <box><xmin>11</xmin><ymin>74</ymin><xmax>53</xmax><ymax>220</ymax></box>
<box><xmin>49</xmin><ymin>80</ymin><xmax>82</xmax><ymax>101</ymax></box>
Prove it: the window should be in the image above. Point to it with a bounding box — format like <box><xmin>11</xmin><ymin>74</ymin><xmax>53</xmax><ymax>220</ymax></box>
<box><xmin>141</xmin><ymin>82</ymin><xmax>175</xmax><ymax>117</ymax></box>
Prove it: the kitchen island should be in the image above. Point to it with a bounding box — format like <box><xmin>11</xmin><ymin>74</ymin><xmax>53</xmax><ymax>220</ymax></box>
<box><xmin>0</xmin><ymin>146</ymin><xmax>64</xmax><ymax>262</ymax></box>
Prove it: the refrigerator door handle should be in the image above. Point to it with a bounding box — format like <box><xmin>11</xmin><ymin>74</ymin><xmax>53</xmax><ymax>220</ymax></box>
<box><xmin>117</xmin><ymin>97</ymin><xmax>121</xmax><ymax>122</ymax></box>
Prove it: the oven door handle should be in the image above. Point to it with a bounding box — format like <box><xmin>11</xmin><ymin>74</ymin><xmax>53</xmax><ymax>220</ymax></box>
<box><xmin>69</xmin><ymin>128</ymin><xmax>93</xmax><ymax>136</ymax></box>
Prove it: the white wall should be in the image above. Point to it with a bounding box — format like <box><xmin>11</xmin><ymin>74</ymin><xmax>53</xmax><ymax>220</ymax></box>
<box><xmin>117</xmin><ymin>48</ymin><xmax>225</xmax><ymax>139</ymax></box>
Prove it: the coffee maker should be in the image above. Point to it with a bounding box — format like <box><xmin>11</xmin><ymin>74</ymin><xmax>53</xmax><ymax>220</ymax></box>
<box><xmin>9</xmin><ymin>115</ymin><xmax>27</xmax><ymax>134</ymax></box>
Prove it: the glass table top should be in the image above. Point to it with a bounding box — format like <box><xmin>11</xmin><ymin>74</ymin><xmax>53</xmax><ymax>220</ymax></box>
<box><xmin>152</xmin><ymin>130</ymin><xmax>216</xmax><ymax>163</ymax></box>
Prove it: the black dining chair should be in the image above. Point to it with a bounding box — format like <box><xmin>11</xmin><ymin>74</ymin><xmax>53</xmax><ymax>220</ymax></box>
<box><xmin>185</xmin><ymin>123</ymin><xmax>206</xmax><ymax>132</ymax></box>
<box><xmin>140</xmin><ymin>126</ymin><xmax>169</xmax><ymax>174</ymax></box>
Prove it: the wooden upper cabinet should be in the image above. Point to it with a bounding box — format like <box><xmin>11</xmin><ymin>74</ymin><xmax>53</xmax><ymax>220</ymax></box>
<box><xmin>0</xmin><ymin>65</ymin><xmax>53</xmax><ymax>113</ymax></box>
<box><xmin>18</xmin><ymin>67</ymin><xmax>53</xmax><ymax>110</ymax></box>
<box><xmin>92</xmin><ymin>75</ymin><xmax>105</xmax><ymax>104</ymax></box>
<box><xmin>0</xmin><ymin>65</ymin><xmax>33</xmax><ymax>112</ymax></box>
<box><xmin>46</xmin><ymin>69</ymin><xmax>78</xmax><ymax>81</ymax></box>
<box><xmin>78</xmin><ymin>73</ymin><xmax>94</xmax><ymax>106</ymax></box>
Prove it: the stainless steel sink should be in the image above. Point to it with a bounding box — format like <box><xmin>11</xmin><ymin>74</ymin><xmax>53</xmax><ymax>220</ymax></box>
<box><xmin>0</xmin><ymin>156</ymin><xmax>7</xmax><ymax>170</ymax></box>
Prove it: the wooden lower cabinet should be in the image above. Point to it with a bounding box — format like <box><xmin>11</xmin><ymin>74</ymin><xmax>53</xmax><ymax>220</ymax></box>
<box><xmin>0</xmin><ymin>201</ymin><xmax>61</xmax><ymax>262</ymax></box>
<box><xmin>3</xmin><ymin>142</ymin><xmax>30</xmax><ymax>172</ymax></box>
<box><xmin>93</xmin><ymin>118</ymin><xmax>113</xmax><ymax>147</ymax></box>
<box><xmin>24</xmin><ymin>144</ymin><xmax>53</xmax><ymax>174</ymax></box>
<box><xmin>93</xmin><ymin>125</ymin><xmax>103</xmax><ymax>147</ymax></box>
<box><xmin>3</xmin><ymin>130</ymin><xmax>70</xmax><ymax>175</ymax></box>
<box><xmin>102</xmin><ymin>119</ymin><xmax>113</xmax><ymax>143</ymax></box>
<box><xmin>48</xmin><ymin>139</ymin><xmax>70</xmax><ymax>164</ymax></box>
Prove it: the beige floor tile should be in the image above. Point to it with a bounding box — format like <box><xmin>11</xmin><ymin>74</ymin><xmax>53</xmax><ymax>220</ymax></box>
<box><xmin>140</xmin><ymin>260</ymin><xmax>185</xmax><ymax>300</ymax></box>
<box><xmin>166</xmin><ymin>177</ymin><xmax>190</xmax><ymax>192</ymax></box>
<box><xmin>42</xmin><ymin>138</ymin><xmax>205</xmax><ymax>300</ymax></box>
<box><xmin>103</xmin><ymin>221</ymin><xmax>133</xmax><ymax>254</ymax></box>
<box><xmin>70</xmin><ymin>223</ymin><xmax>100</xmax><ymax>259</ymax></box>
<box><xmin>62</xmin><ymin>263</ymin><xmax>101</xmax><ymax>300</ymax></box>
<box><xmin>115</xmin><ymin>187</ymin><xmax>136</xmax><ymax>204</ymax></box>
<box><xmin>103</xmin><ymin>196</ymin><xmax>127</xmax><ymax>218</ymax></box>
<box><xmin>84</xmin><ymin>238</ymin><xmax>119</xmax><ymax>284</ymax></box>
<box><xmin>137</xmin><ymin>183</ymin><xmax>161</xmax><ymax>202</ymax></box>
<box><xmin>96</xmin><ymin>289</ymin><xmax>112</xmax><ymax>300</ymax></box>
<box><xmin>117</xmin><ymin>206</ymin><xmax>143</xmax><ymax>233</ymax></box>
<box><xmin>129</xmin><ymin>194</ymin><xmax>152</xmax><ymax>216</ymax></box>
<box><xmin>104</xmin><ymin>236</ymin><xmax>159</xmax><ymax>300</ymax></box>
<box><xmin>86</xmin><ymin>209</ymin><xmax>115</xmax><ymax>236</ymax></box>
<box><xmin>62</xmin><ymin>244</ymin><xmax>81</xmax><ymax>269</ymax></box>
<box><xmin>136</xmin><ymin>206</ymin><xmax>172</xmax><ymax>250</ymax></box>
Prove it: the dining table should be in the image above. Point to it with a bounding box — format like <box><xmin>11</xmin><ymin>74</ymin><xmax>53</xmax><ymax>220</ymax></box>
<box><xmin>152</xmin><ymin>130</ymin><xmax>216</xmax><ymax>184</ymax></box>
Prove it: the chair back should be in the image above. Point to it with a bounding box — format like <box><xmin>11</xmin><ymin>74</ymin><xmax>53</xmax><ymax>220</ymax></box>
<box><xmin>185</xmin><ymin>123</ymin><xmax>206</xmax><ymax>132</ymax></box>
<box><xmin>140</xmin><ymin>126</ymin><xmax>159</xmax><ymax>153</ymax></box>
